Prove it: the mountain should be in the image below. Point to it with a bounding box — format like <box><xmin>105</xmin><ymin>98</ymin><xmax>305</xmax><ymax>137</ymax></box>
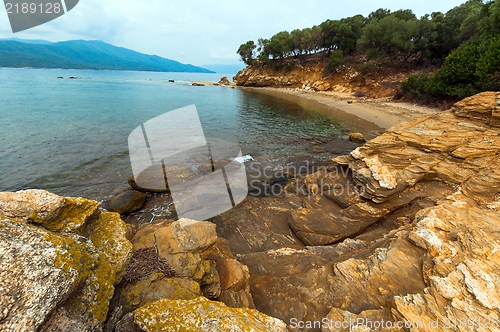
<box><xmin>2</xmin><ymin>38</ymin><xmax>54</xmax><ymax>45</ymax></box>
<box><xmin>0</xmin><ymin>39</ymin><xmax>214</xmax><ymax>73</ymax></box>
<box><xmin>201</xmin><ymin>63</ymin><xmax>246</xmax><ymax>74</ymax></box>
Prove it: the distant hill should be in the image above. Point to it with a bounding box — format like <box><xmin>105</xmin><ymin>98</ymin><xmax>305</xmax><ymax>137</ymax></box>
<box><xmin>202</xmin><ymin>63</ymin><xmax>246</xmax><ymax>74</ymax></box>
<box><xmin>2</xmin><ymin>38</ymin><xmax>54</xmax><ymax>45</ymax></box>
<box><xmin>0</xmin><ymin>39</ymin><xmax>214</xmax><ymax>73</ymax></box>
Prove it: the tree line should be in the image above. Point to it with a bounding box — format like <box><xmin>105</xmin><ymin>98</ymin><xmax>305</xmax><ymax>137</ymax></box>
<box><xmin>237</xmin><ymin>0</ymin><xmax>500</xmax><ymax>100</ymax></box>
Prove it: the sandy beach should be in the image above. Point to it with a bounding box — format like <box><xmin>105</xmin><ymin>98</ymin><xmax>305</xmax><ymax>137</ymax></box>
<box><xmin>243</xmin><ymin>87</ymin><xmax>440</xmax><ymax>130</ymax></box>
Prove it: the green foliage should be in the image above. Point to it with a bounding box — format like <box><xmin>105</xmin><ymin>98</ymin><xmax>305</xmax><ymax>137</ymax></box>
<box><xmin>412</xmin><ymin>15</ymin><xmax>438</xmax><ymax>60</ymax></box>
<box><xmin>365</xmin><ymin>8</ymin><xmax>391</xmax><ymax>23</ymax></box>
<box><xmin>328</xmin><ymin>50</ymin><xmax>345</xmax><ymax>70</ymax></box>
<box><xmin>239</xmin><ymin>0</ymin><xmax>500</xmax><ymax>102</ymax></box>
<box><xmin>357</xmin><ymin>61</ymin><xmax>378</xmax><ymax>74</ymax></box>
<box><xmin>478</xmin><ymin>0</ymin><xmax>500</xmax><ymax>38</ymax></box>
<box><xmin>237</xmin><ymin>40</ymin><xmax>256</xmax><ymax>65</ymax></box>
<box><xmin>320</xmin><ymin>15</ymin><xmax>364</xmax><ymax>54</ymax></box>
<box><xmin>429</xmin><ymin>1</ymin><xmax>483</xmax><ymax>59</ymax></box>
<box><xmin>427</xmin><ymin>43</ymin><xmax>482</xmax><ymax>98</ymax></box>
<box><xmin>266</xmin><ymin>31</ymin><xmax>293</xmax><ymax>59</ymax></box>
<box><xmin>358</xmin><ymin>12</ymin><xmax>418</xmax><ymax>59</ymax></box>
<box><xmin>401</xmin><ymin>74</ymin><xmax>431</xmax><ymax>97</ymax></box>
<box><xmin>476</xmin><ymin>36</ymin><xmax>500</xmax><ymax>90</ymax></box>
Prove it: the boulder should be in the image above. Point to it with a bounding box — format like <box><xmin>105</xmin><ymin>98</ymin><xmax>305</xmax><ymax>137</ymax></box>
<box><xmin>128</xmin><ymin>163</ymin><xmax>199</xmax><ymax>193</ymax></box>
<box><xmin>154</xmin><ymin>218</ymin><xmax>218</xmax><ymax>254</ymax></box>
<box><xmin>0</xmin><ymin>189</ymin><xmax>133</xmax><ymax>332</ymax></box>
<box><xmin>395</xmin><ymin>192</ymin><xmax>500</xmax><ymax>330</ymax></box>
<box><xmin>131</xmin><ymin>297</ymin><xmax>288</xmax><ymax>331</ymax></box>
<box><xmin>120</xmin><ymin>219</ymin><xmax>255</xmax><ymax>314</ymax></box>
<box><xmin>0</xmin><ymin>190</ymin><xmax>99</xmax><ymax>232</ymax></box>
<box><xmin>109</xmin><ymin>190</ymin><xmax>146</xmax><ymax>214</ymax></box>
<box><xmin>348</xmin><ymin>132</ymin><xmax>366</xmax><ymax>143</ymax></box>
<box><xmin>120</xmin><ymin>272</ymin><xmax>202</xmax><ymax>314</ymax></box>
<box><xmin>218</xmin><ymin>76</ymin><xmax>231</xmax><ymax>85</ymax></box>
<box><xmin>215</xmin><ymin>258</ymin><xmax>249</xmax><ymax>291</ymax></box>
<box><xmin>306</xmin><ymin>145</ymin><xmax>328</xmax><ymax>153</ymax></box>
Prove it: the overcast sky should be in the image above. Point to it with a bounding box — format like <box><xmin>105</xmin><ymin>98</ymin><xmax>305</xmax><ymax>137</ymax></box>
<box><xmin>0</xmin><ymin>0</ymin><xmax>467</xmax><ymax>66</ymax></box>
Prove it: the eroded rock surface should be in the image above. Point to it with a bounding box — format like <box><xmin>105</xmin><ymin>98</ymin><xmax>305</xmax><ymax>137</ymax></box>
<box><xmin>214</xmin><ymin>92</ymin><xmax>500</xmax><ymax>331</ymax></box>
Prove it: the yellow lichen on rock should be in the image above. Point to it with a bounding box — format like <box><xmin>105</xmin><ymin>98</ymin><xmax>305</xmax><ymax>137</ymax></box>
<box><xmin>0</xmin><ymin>190</ymin><xmax>133</xmax><ymax>332</ymax></box>
<box><xmin>0</xmin><ymin>218</ymin><xmax>91</xmax><ymax>332</ymax></box>
<box><xmin>133</xmin><ymin>297</ymin><xmax>288</xmax><ymax>332</ymax></box>
<box><xmin>57</xmin><ymin>210</ymin><xmax>133</xmax><ymax>327</ymax></box>
<box><xmin>44</xmin><ymin>197</ymin><xmax>100</xmax><ymax>232</ymax></box>
<box><xmin>120</xmin><ymin>273</ymin><xmax>202</xmax><ymax>314</ymax></box>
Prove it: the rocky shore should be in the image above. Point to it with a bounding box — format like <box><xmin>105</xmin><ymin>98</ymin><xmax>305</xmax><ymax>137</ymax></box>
<box><xmin>1</xmin><ymin>91</ymin><xmax>499</xmax><ymax>331</ymax></box>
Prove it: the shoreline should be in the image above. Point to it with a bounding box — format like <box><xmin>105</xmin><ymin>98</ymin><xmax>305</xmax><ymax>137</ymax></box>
<box><xmin>237</xmin><ymin>86</ymin><xmax>440</xmax><ymax>130</ymax></box>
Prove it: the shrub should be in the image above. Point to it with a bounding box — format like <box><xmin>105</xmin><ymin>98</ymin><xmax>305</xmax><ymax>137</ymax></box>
<box><xmin>476</xmin><ymin>36</ymin><xmax>500</xmax><ymax>90</ymax></box>
<box><xmin>328</xmin><ymin>50</ymin><xmax>345</xmax><ymax>70</ymax></box>
<box><xmin>426</xmin><ymin>43</ymin><xmax>482</xmax><ymax>99</ymax></box>
<box><xmin>401</xmin><ymin>74</ymin><xmax>431</xmax><ymax>97</ymax></box>
<box><xmin>357</xmin><ymin>61</ymin><xmax>378</xmax><ymax>74</ymax></box>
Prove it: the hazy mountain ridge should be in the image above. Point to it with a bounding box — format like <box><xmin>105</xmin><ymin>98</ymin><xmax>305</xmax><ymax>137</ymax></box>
<box><xmin>0</xmin><ymin>39</ymin><xmax>214</xmax><ymax>73</ymax></box>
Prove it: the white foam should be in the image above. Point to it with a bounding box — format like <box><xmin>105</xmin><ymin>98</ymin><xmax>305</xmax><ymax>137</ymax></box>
<box><xmin>232</xmin><ymin>154</ymin><xmax>254</xmax><ymax>163</ymax></box>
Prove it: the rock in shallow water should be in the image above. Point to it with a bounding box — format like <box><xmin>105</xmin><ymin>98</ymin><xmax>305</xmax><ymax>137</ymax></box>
<box><xmin>348</xmin><ymin>132</ymin><xmax>366</xmax><ymax>144</ymax></box>
<box><xmin>109</xmin><ymin>190</ymin><xmax>146</xmax><ymax>214</ymax></box>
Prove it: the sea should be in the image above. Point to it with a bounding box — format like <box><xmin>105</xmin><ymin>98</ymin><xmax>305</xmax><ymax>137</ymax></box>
<box><xmin>0</xmin><ymin>68</ymin><xmax>374</xmax><ymax>201</ymax></box>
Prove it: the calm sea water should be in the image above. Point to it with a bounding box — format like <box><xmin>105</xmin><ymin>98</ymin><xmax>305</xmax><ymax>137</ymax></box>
<box><xmin>0</xmin><ymin>68</ymin><xmax>350</xmax><ymax>200</ymax></box>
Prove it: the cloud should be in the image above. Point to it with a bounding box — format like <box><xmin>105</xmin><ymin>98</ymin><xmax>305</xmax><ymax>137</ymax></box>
<box><xmin>0</xmin><ymin>0</ymin><xmax>467</xmax><ymax>65</ymax></box>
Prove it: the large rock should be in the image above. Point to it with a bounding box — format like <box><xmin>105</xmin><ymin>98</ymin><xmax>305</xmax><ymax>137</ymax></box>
<box><xmin>120</xmin><ymin>272</ymin><xmax>202</xmax><ymax>314</ymax></box>
<box><xmin>213</xmin><ymin>195</ymin><xmax>306</xmax><ymax>254</ymax></box>
<box><xmin>0</xmin><ymin>190</ymin><xmax>99</xmax><ymax>232</ymax></box>
<box><xmin>131</xmin><ymin>297</ymin><xmax>288</xmax><ymax>331</ymax></box>
<box><xmin>117</xmin><ymin>218</ymin><xmax>255</xmax><ymax>316</ymax></box>
<box><xmin>219</xmin><ymin>76</ymin><xmax>231</xmax><ymax>85</ymax></box>
<box><xmin>348</xmin><ymin>132</ymin><xmax>366</xmax><ymax>144</ymax></box>
<box><xmin>395</xmin><ymin>192</ymin><xmax>500</xmax><ymax>331</ymax></box>
<box><xmin>214</xmin><ymin>92</ymin><xmax>500</xmax><ymax>331</ymax></box>
<box><xmin>0</xmin><ymin>189</ymin><xmax>133</xmax><ymax>332</ymax></box>
<box><xmin>154</xmin><ymin>218</ymin><xmax>218</xmax><ymax>254</ymax></box>
<box><xmin>287</xmin><ymin>91</ymin><xmax>500</xmax><ymax>246</ymax></box>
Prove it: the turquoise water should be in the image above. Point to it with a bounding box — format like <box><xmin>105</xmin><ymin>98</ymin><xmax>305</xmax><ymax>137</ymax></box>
<box><xmin>0</xmin><ymin>68</ymin><xmax>346</xmax><ymax>200</ymax></box>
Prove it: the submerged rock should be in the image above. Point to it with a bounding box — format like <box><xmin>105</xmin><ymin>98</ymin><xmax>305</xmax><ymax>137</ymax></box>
<box><xmin>109</xmin><ymin>190</ymin><xmax>146</xmax><ymax>214</ymax></box>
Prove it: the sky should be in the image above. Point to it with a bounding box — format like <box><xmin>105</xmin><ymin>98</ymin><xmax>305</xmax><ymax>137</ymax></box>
<box><xmin>0</xmin><ymin>0</ymin><xmax>467</xmax><ymax>67</ymax></box>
